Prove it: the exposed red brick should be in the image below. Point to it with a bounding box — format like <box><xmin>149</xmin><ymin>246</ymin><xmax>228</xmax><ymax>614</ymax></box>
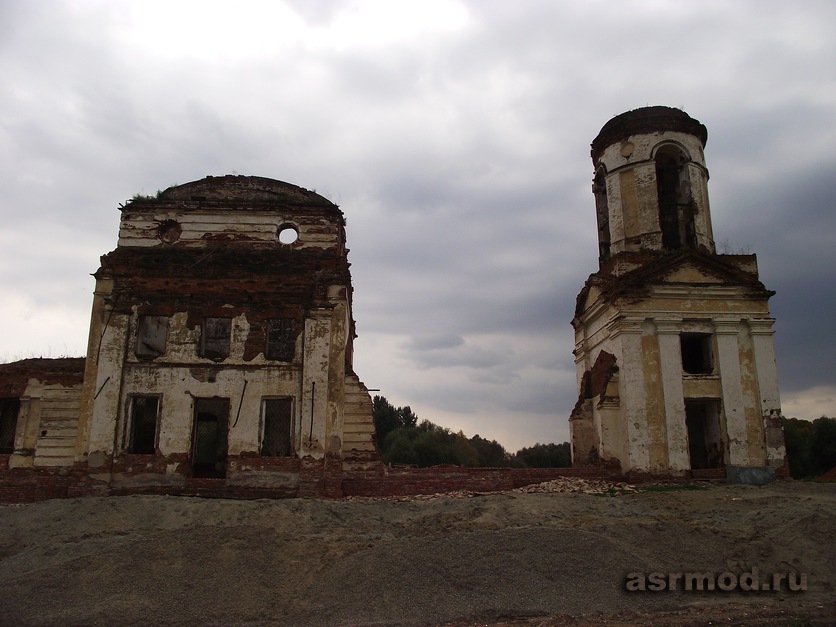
<box><xmin>0</xmin><ymin>358</ymin><xmax>85</xmax><ymax>396</ymax></box>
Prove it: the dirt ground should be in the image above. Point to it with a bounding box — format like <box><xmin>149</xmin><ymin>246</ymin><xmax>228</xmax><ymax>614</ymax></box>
<box><xmin>0</xmin><ymin>479</ymin><xmax>833</xmax><ymax>626</ymax></box>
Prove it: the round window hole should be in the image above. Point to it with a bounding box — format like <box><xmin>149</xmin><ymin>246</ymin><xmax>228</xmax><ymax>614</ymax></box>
<box><xmin>278</xmin><ymin>225</ymin><xmax>299</xmax><ymax>245</ymax></box>
<box><xmin>158</xmin><ymin>220</ymin><xmax>182</xmax><ymax>244</ymax></box>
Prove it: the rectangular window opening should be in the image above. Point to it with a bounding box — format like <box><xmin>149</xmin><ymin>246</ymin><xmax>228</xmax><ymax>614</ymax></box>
<box><xmin>136</xmin><ymin>315</ymin><xmax>169</xmax><ymax>358</ymax></box>
<box><xmin>129</xmin><ymin>396</ymin><xmax>159</xmax><ymax>454</ymax></box>
<box><xmin>0</xmin><ymin>398</ymin><xmax>21</xmax><ymax>454</ymax></box>
<box><xmin>201</xmin><ymin>318</ymin><xmax>231</xmax><ymax>360</ymax></box>
<box><xmin>681</xmin><ymin>333</ymin><xmax>713</xmax><ymax>375</ymax></box>
<box><xmin>262</xmin><ymin>398</ymin><xmax>293</xmax><ymax>457</ymax></box>
<box><xmin>266</xmin><ymin>319</ymin><xmax>296</xmax><ymax>361</ymax></box>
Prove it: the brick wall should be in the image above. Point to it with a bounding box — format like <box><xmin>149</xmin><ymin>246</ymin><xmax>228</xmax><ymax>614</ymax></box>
<box><xmin>1</xmin><ymin>461</ymin><xmax>768</xmax><ymax>504</ymax></box>
<box><xmin>0</xmin><ymin>468</ymin><xmax>73</xmax><ymax>503</ymax></box>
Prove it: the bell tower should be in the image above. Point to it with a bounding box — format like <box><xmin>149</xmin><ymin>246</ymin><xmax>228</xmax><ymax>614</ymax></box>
<box><xmin>590</xmin><ymin>106</ymin><xmax>714</xmax><ymax>265</ymax></box>
<box><xmin>571</xmin><ymin>107</ymin><xmax>787</xmax><ymax>479</ymax></box>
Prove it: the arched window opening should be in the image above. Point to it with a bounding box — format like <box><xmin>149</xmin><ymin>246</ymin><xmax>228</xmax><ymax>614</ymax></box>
<box><xmin>593</xmin><ymin>168</ymin><xmax>610</xmax><ymax>264</ymax></box>
<box><xmin>655</xmin><ymin>145</ymin><xmax>696</xmax><ymax>250</ymax></box>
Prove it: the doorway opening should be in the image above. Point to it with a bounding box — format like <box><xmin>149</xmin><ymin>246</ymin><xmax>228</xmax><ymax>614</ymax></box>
<box><xmin>685</xmin><ymin>400</ymin><xmax>724</xmax><ymax>469</ymax></box>
<box><xmin>0</xmin><ymin>398</ymin><xmax>20</xmax><ymax>454</ymax></box>
<box><xmin>192</xmin><ymin>397</ymin><xmax>229</xmax><ymax>478</ymax></box>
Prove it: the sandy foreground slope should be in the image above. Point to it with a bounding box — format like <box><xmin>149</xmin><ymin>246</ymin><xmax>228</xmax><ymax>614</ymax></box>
<box><xmin>0</xmin><ymin>480</ymin><xmax>833</xmax><ymax>626</ymax></box>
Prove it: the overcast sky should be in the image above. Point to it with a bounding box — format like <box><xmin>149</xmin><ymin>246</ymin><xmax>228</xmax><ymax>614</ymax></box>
<box><xmin>1</xmin><ymin>0</ymin><xmax>834</xmax><ymax>451</ymax></box>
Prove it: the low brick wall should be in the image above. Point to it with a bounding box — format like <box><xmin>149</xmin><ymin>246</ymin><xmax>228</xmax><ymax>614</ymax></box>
<box><xmin>0</xmin><ymin>468</ymin><xmax>74</xmax><ymax>503</ymax></box>
<box><xmin>0</xmin><ymin>462</ymin><xmax>621</xmax><ymax>503</ymax></box>
<box><xmin>2</xmin><ymin>461</ymin><xmax>767</xmax><ymax>504</ymax></box>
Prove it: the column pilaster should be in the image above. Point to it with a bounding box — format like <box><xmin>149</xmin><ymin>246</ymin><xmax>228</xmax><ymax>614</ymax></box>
<box><xmin>656</xmin><ymin>319</ymin><xmax>689</xmax><ymax>471</ymax></box>
<box><xmin>714</xmin><ymin>320</ymin><xmax>747</xmax><ymax>466</ymax></box>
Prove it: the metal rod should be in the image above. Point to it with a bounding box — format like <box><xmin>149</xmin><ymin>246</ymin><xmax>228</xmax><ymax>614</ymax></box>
<box><xmin>95</xmin><ymin>295</ymin><xmax>119</xmax><ymax>365</ymax></box>
<box><xmin>308</xmin><ymin>381</ymin><xmax>315</xmax><ymax>444</ymax></box>
<box><xmin>93</xmin><ymin>376</ymin><xmax>111</xmax><ymax>399</ymax></box>
<box><xmin>187</xmin><ymin>248</ymin><xmax>216</xmax><ymax>269</ymax></box>
<box><xmin>232</xmin><ymin>379</ymin><xmax>248</xmax><ymax>429</ymax></box>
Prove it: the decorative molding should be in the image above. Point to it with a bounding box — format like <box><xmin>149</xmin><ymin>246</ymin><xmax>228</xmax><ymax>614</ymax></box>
<box><xmin>748</xmin><ymin>318</ymin><xmax>776</xmax><ymax>336</ymax></box>
<box><xmin>607</xmin><ymin>316</ymin><xmax>645</xmax><ymax>339</ymax></box>
<box><xmin>654</xmin><ymin>318</ymin><xmax>682</xmax><ymax>334</ymax></box>
<box><xmin>713</xmin><ymin>320</ymin><xmax>742</xmax><ymax>335</ymax></box>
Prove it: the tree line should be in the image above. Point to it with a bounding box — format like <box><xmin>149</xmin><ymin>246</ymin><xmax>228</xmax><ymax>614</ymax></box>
<box><xmin>372</xmin><ymin>395</ymin><xmax>571</xmax><ymax>468</ymax></box>
<box><xmin>782</xmin><ymin>416</ymin><xmax>836</xmax><ymax>479</ymax></box>
<box><xmin>373</xmin><ymin>396</ymin><xmax>836</xmax><ymax>478</ymax></box>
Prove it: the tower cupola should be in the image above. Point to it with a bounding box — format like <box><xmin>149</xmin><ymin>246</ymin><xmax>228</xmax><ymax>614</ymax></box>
<box><xmin>590</xmin><ymin>106</ymin><xmax>714</xmax><ymax>266</ymax></box>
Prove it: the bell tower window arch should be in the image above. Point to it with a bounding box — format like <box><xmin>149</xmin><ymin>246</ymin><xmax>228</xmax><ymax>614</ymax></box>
<box><xmin>654</xmin><ymin>143</ymin><xmax>696</xmax><ymax>250</ymax></box>
<box><xmin>593</xmin><ymin>166</ymin><xmax>611</xmax><ymax>265</ymax></box>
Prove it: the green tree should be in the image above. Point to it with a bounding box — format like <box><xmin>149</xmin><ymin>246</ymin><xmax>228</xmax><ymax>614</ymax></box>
<box><xmin>399</xmin><ymin>405</ymin><xmax>418</xmax><ymax>429</ymax></box>
<box><xmin>373</xmin><ymin>395</ymin><xmax>418</xmax><ymax>445</ymax></box>
<box><xmin>454</xmin><ymin>431</ymin><xmax>480</xmax><ymax>467</ymax></box>
<box><xmin>783</xmin><ymin>416</ymin><xmax>836</xmax><ymax>478</ymax></box>
<box><xmin>381</xmin><ymin>428</ymin><xmax>419</xmax><ymax>465</ymax></box>
<box><xmin>513</xmin><ymin>442</ymin><xmax>572</xmax><ymax>468</ymax></box>
<box><xmin>810</xmin><ymin>416</ymin><xmax>836</xmax><ymax>476</ymax></box>
<box><xmin>413</xmin><ymin>421</ymin><xmax>456</xmax><ymax>466</ymax></box>
<box><xmin>469</xmin><ymin>434</ymin><xmax>512</xmax><ymax>467</ymax></box>
<box><xmin>372</xmin><ymin>394</ymin><xmax>572</xmax><ymax>470</ymax></box>
<box><xmin>783</xmin><ymin>417</ymin><xmax>815</xmax><ymax>478</ymax></box>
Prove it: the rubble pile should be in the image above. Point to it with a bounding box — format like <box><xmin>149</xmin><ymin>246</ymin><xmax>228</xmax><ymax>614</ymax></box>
<box><xmin>344</xmin><ymin>490</ymin><xmax>478</xmax><ymax>503</ymax></box>
<box><xmin>343</xmin><ymin>477</ymin><xmax>643</xmax><ymax>501</ymax></box>
<box><xmin>512</xmin><ymin>476</ymin><xmax>640</xmax><ymax>496</ymax></box>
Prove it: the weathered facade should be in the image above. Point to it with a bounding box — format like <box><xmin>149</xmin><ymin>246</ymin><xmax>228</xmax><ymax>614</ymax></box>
<box><xmin>1</xmin><ymin>176</ymin><xmax>380</xmax><ymax>497</ymax></box>
<box><xmin>571</xmin><ymin>107</ymin><xmax>787</xmax><ymax>477</ymax></box>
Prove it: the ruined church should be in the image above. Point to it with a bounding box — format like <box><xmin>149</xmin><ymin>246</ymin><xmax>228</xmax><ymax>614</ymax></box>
<box><xmin>0</xmin><ymin>106</ymin><xmax>788</xmax><ymax>500</ymax></box>
<box><xmin>1</xmin><ymin>176</ymin><xmax>379</xmax><ymax>497</ymax></box>
<box><xmin>570</xmin><ymin>107</ymin><xmax>787</xmax><ymax>477</ymax></box>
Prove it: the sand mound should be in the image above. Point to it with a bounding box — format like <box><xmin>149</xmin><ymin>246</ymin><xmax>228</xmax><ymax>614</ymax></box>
<box><xmin>0</xmin><ymin>481</ymin><xmax>833</xmax><ymax>625</ymax></box>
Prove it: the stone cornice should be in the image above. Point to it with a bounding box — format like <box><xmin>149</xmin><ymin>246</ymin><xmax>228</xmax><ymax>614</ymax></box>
<box><xmin>713</xmin><ymin>320</ymin><xmax>742</xmax><ymax>335</ymax></box>
<box><xmin>654</xmin><ymin>318</ymin><xmax>683</xmax><ymax>334</ymax></box>
<box><xmin>747</xmin><ymin>318</ymin><xmax>776</xmax><ymax>335</ymax></box>
<box><xmin>607</xmin><ymin>316</ymin><xmax>645</xmax><ymax>339</ymax></box>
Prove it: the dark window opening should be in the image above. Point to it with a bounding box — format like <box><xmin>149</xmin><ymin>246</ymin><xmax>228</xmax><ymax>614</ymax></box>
<box><xmin>266</xmin><ymin>319</ymin><xmax>296</xmax><ymax>361</ymax></box>
<box><xmin>655</xmin><ymin>147</ymin><xmax>696</xmax><ymax>250</ymax></box>
<box><xmin>0</xmin><ymin>398</ymin><xmax>21</xmax><ymax>454</ymax></box>
<box><xmin>192</xmin><ymin>397</ymin><xmax>229</xmax><ymax>478</ymax></box>
<box><xmin>157</xmin><ymin>220</ymin><xmax>182</xmax><ymax>244</ymax></box>
<box><xmin>201</xmin><ymin>318</ymin><xmax>231</xmax><ymax>360</ymax></box>
<box><xmin>262</xmin><ymin>398</ymin><xmax>293</xmax><ymax>457</ymax></box>
<box><xmin>136</xmin><ymin>316</ymin><xmax>169</xmax><ymax>358</ymax></box>
<box><xmin>129</xmin><ymin>396</ymin><xmax>159</xmax><ymax>454</ymax></box>
<box><xmin>686</xmin><ymin>400</ymin><xmax>724</xmax><ymax>469</ymax></box>
<box><xmin>593</xmin><ymin>169</ymin><xmax>611</xmax><ymax>265</ymax></box>
<box><xmin>657</xmin><ymin>152</ymin><xmax>682</xmax><ymax>249</ymax></box>
<box><xmin>681</xmin><ymin>334</ymin><xmax>713</xmax><ymax>375</ymax></box>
